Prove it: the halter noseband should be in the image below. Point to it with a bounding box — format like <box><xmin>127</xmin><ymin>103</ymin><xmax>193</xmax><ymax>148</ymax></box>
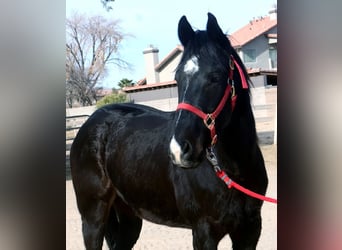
<box><xmin>176</xmin><ymin>55</ymin><xmax>248</xmax><ymax>145</ymax></box>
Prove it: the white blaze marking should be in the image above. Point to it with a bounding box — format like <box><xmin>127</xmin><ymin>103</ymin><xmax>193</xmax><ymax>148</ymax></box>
<box><xmin>175</xmin><ymin>82</ymin><xmax>189</xmax><ymax>126</ymax></box>
<box><xmin>184</xmin><ymin>56</ymin><xmax>199</xmax><ymax>75</ymax></box>
<box><xmin>177</xmin><ymin>58</ymin><xmax>197</xmax><ymax>126</ymax></box>
<box><xmin>170</xmin><ymin>136</ymin><xmax>182</xmax><ymax>165</ymax></box>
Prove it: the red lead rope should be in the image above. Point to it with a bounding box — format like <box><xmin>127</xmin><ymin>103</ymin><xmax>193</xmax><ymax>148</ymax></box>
<box><xmin>206</xmin><ymin>148</ymin><xmax>278</xmax><ymax>204</ymax></box>
<box><xmin>215</xmin><ymin>169</ymin><xmax>278</xmax><ymax>204</ymax></box>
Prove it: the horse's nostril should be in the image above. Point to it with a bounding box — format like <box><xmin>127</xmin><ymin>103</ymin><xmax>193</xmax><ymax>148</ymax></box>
<box><xmin>182</xmin><ymin>140</ymin><xmax>193</xmax><ymax>160</ymax></box>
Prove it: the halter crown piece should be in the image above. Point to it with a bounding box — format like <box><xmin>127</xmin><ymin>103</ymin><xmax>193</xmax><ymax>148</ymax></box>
<box><xmin>176</xmin><ymin>56</ymin><xmax>277</xmax><ymax>204</ymax></box>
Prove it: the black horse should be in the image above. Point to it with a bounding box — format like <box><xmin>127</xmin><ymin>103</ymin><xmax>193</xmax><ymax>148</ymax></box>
<box><xmin>70</xmin><ymin>13</ymin><xmax>268</xmax><ymax>250</ymax></box>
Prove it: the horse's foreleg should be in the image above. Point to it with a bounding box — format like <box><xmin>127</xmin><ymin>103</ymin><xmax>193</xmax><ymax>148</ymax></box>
<box><xmin>192</xmin><ymin>221</ymin><xmax>222</xmax><ymax>250</ymax></box>
<box><xmin>229</xmin><ymin>212</ymin><xmax>262</xmax><ymax>250</ymax></box>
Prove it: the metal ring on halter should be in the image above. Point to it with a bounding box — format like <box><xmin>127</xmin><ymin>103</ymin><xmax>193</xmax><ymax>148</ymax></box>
<box><xmin>229</xmin><ymin>57</ymin><xmax>234</xmax><ymax>70</ymax></box>
<box><xmin>231</xmin><ymin>85</ymin><xmax>235</xmax><ymax>97</ymax></box>
<box><xmin>203</xmin><ymin>114</ymin><xmax>215</xmax><ymax>129</ymax></box>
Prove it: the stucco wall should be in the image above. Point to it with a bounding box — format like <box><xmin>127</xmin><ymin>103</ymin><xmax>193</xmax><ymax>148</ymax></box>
<box><xmin>127</xmin><ymin>86</ymin><xmax>178</xmax><ymax>104</ymax></box>
<box><xmin>242</xmin><ymin>26</ymin><xmax>277</xmax><ymax>69</ymax></box>
<box><xmin>250</xmin><ymin>75</ymin><xmax>266</xmax><ymax>88</ymax></box>
<box><xmin>158</xmin><ymin>54</ymin><xmax>182</xmax><ymax>83</ymax></box>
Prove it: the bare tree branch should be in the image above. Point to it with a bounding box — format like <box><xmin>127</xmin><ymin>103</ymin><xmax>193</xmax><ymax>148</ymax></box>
<box><xmin>66</xmin><ymin>13</ymin><xmax>128</xmax><ymax>107</ymax></box>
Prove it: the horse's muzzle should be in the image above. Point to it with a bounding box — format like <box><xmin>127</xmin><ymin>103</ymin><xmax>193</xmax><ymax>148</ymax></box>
<box><xmin>169</xmin><ymin>136</ymin><xmax>201</xmax><ymax>168</ymax></box>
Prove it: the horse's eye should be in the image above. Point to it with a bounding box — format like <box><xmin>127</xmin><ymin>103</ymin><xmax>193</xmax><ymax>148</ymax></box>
<box><xmin>208</xmin><ymin>73</ymin><xmax>222</xmax><ymax>84</ymax></box>
<box><xmin>211</xmin><ymin>77</ymin><xmax>220</xmax><ymax>83</ymax></box>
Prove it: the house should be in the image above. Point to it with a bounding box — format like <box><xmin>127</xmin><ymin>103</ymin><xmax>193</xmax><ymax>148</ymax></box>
<box><xmin>229</xmin><ymin>6</ymin><xmax>277</xmax><ymax>86</ymax></box>
<box><xmin>123</xmin><ymin>7</ymin><xmax>277</xmax><ymax>110</ymax></box>
<box><xmin>123</xmin><ymin>45</ymin><xmax>183</xmax><ymax>110</ymax></box>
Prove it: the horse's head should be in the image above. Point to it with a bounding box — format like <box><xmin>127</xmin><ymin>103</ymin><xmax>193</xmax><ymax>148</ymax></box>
<box><xmin>169</xmin><ymin>13</ymin><xmax>247</xmax><ymax>168</ymax></box>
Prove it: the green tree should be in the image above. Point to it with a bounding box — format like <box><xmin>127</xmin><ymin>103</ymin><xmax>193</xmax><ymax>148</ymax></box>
<box><xmin>118</xmin><ymin>78</ymin><xmax>135</xmax><ymax>88</ymax></box>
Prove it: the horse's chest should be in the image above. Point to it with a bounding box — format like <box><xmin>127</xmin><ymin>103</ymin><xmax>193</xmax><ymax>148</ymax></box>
<box><xmin>172</xmin><ymin>173</ymin><xmax>245</xmax><ymax>226</ymax></box>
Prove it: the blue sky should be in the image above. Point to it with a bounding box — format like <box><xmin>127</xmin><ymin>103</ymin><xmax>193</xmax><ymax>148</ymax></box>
<box><xmin>66</xmin><ymin>0</ymin><xmax>276</xmax><ymax>88</ymax></box>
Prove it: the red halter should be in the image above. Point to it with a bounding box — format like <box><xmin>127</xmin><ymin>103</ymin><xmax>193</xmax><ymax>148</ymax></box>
<box><xmin>176</xmin><ymin>55</ymin><xmax>248</xmax><ymax>145</ymax></box>
<box><xmin>175</xmin><ymin>56</ymin><xmax>277</xmax><ymax>204</ymax></box>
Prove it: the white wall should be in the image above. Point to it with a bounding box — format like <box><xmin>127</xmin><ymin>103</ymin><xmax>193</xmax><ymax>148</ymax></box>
<box><xmin>158</xmin><ymin>54</ymin><xmax>182</xmax><ymax>83</ymax></box>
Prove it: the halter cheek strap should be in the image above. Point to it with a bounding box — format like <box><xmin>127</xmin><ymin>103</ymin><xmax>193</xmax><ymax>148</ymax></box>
<box><xmin>231</xmin><ymin>55</ymin><xmax>249</xmax><ymax>89</ymax></box>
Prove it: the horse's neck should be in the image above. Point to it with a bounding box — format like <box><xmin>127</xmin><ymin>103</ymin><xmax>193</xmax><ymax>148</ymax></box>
<box><xmin>215</xmin><ymin>98</ymin><xmax>258</xmax><ymax>176</ymax></box>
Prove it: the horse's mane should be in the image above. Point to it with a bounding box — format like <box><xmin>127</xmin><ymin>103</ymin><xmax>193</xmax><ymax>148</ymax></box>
<box><xmin>225</xmin><ymin>39</ymin><xmax>258</xmax><ymax>148</ymax></box>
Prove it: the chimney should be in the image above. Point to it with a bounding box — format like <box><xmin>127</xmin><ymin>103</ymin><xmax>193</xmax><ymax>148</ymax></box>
<box><xmin>143</xmin><ymin>45</ymin><xmax>160</xmax><ymax>84</ymax></box>
<box><xmin>269</xmin><ymin>4</ymin><xmax>277</xmax><ymax>20</ymax></box>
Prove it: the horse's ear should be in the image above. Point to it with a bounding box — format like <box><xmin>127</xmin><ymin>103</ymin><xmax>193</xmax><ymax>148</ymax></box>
<box><xmin>178</xmin><ymin>16</ymin><xmax>195</xmax><ymax>47</ymax></box>
<box><xmin>207</xmin><ymin>13</ymin><xmax>227</xmax><ymax>45</ymax></box>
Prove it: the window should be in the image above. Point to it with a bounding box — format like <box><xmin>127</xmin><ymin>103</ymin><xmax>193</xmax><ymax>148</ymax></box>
<box><xmin>269</xmin><ymin>44</ymin><xmax>277</xmax><ymax>68</ymax></box>
<box><xmin>243</xmin><ymin>49</ymin><xmax>256</xmax><ymax>63</ymax></box>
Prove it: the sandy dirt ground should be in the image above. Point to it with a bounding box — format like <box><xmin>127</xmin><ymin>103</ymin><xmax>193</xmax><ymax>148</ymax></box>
<box><xmin>66</xmin><ymin>144</ymin><xmax>276</xmax><ymax>250</ymax></box>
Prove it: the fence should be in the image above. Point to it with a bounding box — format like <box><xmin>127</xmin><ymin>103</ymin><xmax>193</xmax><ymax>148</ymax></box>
<box><xmin>66</xmin><ymin>114</ymin><xmax>90</xmax><ymax>141</ymax></box>
<box><xmin>65</xmin><ymin>87</ymin><xmax>276</xmax><ymax>175</ymax></box>
<box><xmin>66</xmin><ymin>114</ymin><xmax>90</xmax><ymax>176</ymax></box>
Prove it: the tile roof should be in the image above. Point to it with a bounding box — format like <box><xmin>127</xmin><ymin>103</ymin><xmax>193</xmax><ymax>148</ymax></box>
<box><xmin>228</xmin><ymin>16</ymin><xmax>277</xmax><ymax>48</ymax></box>
<box><xmin>123</xmin><ymin>80</ymin><xmax>177</xmax><ymax>93</ymax></box>
<box><xmin>136</xmin><ymin>78</ymin><xmax>146</xmax><ymax>86</ymax></box>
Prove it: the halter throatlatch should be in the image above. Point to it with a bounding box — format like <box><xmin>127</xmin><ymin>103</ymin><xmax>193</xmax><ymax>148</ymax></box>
<box><xmin>176</xmin><ymin>55</ymin><xmax>277</xmax><ymax>204</ymax></box>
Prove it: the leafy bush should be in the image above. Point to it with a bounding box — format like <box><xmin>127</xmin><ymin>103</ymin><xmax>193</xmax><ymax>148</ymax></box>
<box><xmin>96</xmin><ymin>93</ymin><xmax>128</xmax><ymax>108</ymax></box>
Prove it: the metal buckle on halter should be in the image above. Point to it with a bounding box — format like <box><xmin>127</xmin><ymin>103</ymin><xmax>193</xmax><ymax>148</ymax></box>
<box><xmin>203</xmin><ymin>114</ymin><xmax>215</xmax><ymax>129</ymax></box>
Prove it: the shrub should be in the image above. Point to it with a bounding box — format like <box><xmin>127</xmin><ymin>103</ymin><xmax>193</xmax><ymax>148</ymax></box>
<box><xmin>96</xmin><ymin>93</ymin><xmax>128</xmax><ymax>108</ymax></box>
